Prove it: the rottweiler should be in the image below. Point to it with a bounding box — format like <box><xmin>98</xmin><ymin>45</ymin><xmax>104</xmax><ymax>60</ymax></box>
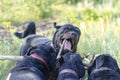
<box><xmin>6</xmin><ymin>44</ymin><xmax>56</xmax><ymax>80</ymax></box>
<box><xmin>57</xmin><ymin>53</ymin><xmax>85</xmax><ymax>80</ymax></box>
<box><xmin>14</xmin><ymin>21</ymin><xmax>81</xmax><ymax>56</ymax></box>
<box><xmin>88</xmin><ymin>54</ymin><xmax>120</xmax><ymax>80</ymax></box>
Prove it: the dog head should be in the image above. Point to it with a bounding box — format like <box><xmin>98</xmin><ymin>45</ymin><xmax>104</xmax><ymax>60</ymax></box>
<box><xmin>88</xmin><ymin>54</ymin><xmax>120</xmax><ymax>80</ymax></box>
<box><xmin>26</xmin><ymin>44</ymin><xmax>56</xmax><ymax>72</ymax></box>
<box><xmin>59</xmin><ymin>53</ymin><xmax>85</xmax><ymax>78</ymax></box>
<box><xmin>52</xmin><ymin>23</ymin><xmax>81</xmax><ymax>54</ymax></box>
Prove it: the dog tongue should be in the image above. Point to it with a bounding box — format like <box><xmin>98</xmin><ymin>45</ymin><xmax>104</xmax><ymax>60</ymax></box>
<box><xmin>64</xmin><ymin>40</ymin><xmax>72</xmax><ymax>51</ymax></box>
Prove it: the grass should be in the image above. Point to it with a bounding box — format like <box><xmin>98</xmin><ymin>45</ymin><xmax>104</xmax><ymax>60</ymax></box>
<box><xmin>0</xmin><ymin>40</ymin><xmax>19</xmax><ymax>79</ymax></box>
<box><xmin>0</xmin><ymin>0</ymin><xmax>120</xmax><ymax>80</ymax></box>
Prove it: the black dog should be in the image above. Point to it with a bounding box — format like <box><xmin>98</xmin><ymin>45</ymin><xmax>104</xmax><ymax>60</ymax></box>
<box><xmin>57</xmin><ymin>53</ymin><xmax>85</xmax><ymax>80</ymax></box>
<box><xmin>14</xmin><ymin>21</ymin><xmax>81</xmax><ymax>56</ymax></box>
<box><xmin>88</xmin><ymin>54</ymin><xmax>120</xmax><ymax>80</ymax></box>
<box><xmin>6</xmin><ymin>44</ymin><xmax>56</xmax><ymax>80</ymax></box>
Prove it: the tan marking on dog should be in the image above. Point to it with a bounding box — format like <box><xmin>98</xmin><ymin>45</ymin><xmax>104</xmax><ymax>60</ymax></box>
<box><xmin>62</xmin><ymin>32</ymin><xmax>72</xmax><ymax>39</ymax></box>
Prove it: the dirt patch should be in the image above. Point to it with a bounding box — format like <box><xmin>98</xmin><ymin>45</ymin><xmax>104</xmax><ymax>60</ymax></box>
<box><xmin>0</xmin><ymin>26</ymin><xmax>11</xmax><ymax>40</ymax></box>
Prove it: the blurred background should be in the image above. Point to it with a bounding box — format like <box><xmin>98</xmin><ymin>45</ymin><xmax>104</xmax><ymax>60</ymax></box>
<box><xmin>0</xmin><ymin>0</ymin><xmax>120</xmax><ymax>80</ymax></box>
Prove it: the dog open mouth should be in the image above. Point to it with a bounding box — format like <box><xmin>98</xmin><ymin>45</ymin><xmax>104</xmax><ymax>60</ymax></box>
<box><xmin>60</xmin><ymin>39</ymin><xmax>74</xmax><ymax>52</ymax></box>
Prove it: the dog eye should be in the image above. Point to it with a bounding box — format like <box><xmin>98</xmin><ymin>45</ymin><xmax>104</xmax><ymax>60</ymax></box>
<box><xmin>67</xmin><ymin>27</ymin><xmax>71</xmax><ymax>30</ymax></box>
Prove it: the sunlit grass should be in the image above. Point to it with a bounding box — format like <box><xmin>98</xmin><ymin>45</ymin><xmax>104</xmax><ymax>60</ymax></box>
<box><xmin>0</xmin><ymin>39</ymin><xmax>22</xmax><ymax>79</ymax></box>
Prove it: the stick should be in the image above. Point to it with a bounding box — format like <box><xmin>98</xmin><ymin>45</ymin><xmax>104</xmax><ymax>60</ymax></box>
<box><xmin>82</xmin><ymin>52</ymin><xmax>95</xmax><ymax>67</ymax></box>
<box><xmin>0</xmin><ymin>56</ymin><xmax>24</xmax><ymax>61</ymax></box>
<box><xmin>56</xmin><ymin>39</ymin><xmax>66</xmax><ymax>59</ymax></box>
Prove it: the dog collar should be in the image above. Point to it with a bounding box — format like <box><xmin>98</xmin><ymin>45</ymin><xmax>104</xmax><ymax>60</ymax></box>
<box><xmin>30</xmin><ymin>53</ymin><xmax>48</xmax><ymax>69</ymax></box>
<box><xmin>91</xmin><ymin>67</ymin><xmax>113</xmax><ymax>75</ymax></box>
<box><xmin>59</xmin><ymin>69</ymin><xmax>78</xmax><ymax>78</ymax></box>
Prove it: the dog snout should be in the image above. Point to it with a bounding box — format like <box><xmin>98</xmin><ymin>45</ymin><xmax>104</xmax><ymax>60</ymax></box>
<box><xmin>71</xmin><ymin>32</ymin><xmax>77</xmax><ymax>38</ymax></box>
<box><xmin>62</xmin><ymin>32</ymin><xmax>78</xmax><ymax>39</ymax></box>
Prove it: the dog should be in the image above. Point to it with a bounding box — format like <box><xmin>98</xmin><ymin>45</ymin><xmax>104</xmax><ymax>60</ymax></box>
<box><xmin>88</xmin><ymin>54</ymin><xmax>120</xmax><ymax>80</ymax></box>
<box><xmin>14</xmin><ymin>21</ymin><xmax>81</xmax><ymax>56</ymax></box>
<box><xmin>57</xmin><ymin>53</ymin><xmax>85</xmax><ymax>80</ymax></box>
<box><xmin>6</xmin><ymin>44</ymin><xmax>56</xmax><ymax>80</ymax></box>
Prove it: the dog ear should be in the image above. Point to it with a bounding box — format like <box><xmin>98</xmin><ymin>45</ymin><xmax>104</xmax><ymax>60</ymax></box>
<box><xmin>25</xmin><ymin>46</ymin><xmax>37</xmax><ymax>56</ymax></box>
<box><xmin>54</xmin><ymin>22</ymin><xmax>61</xmax><ymax>29</ymax></box>
<box><xmin>96</xmin><ymin>56</ymin><xmax>104</xmax><ymax>68</ymax></box>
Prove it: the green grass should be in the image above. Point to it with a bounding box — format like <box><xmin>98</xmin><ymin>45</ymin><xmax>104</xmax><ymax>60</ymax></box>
<box><xmin>0</xmin><ymin>40</ymin><xmax>19</xmax><ymax>79</ymax></box>
<box><xmin>0</xmin><ymin>0</ymin><xmax>120</xmax><ymax>80</ymax></box>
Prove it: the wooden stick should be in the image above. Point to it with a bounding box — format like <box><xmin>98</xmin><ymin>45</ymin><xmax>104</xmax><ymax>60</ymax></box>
<box><xmin>83</xmin><ymin>52</ymin><xmax>95</xmax><ymax>67</ymax></box>
<box><xmin>56</xmin><ymin>39</ymin><xmax>66</xmax><ymax>59</ymax></box>
<box><xmin>0</xmin><ymin>56</ymin><xmax>24</xmax><ymax>61</ymax></box>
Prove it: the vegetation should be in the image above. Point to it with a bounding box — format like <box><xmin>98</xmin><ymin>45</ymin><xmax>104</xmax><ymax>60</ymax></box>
<box><xmin>0</xmin><ymin>0</ymin><xmax>120</xmax><ymax>80</ymax></box>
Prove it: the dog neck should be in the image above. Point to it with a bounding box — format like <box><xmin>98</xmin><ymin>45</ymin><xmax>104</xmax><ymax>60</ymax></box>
<box><xmin>59</xmin><ymin>69</ymin><xmax>78</xmax><ymax>78</ymax></box>
<box><xmin>30</xmin><ymin>53</ymin><xmax>48</xmax><ymax>69</ymax></box>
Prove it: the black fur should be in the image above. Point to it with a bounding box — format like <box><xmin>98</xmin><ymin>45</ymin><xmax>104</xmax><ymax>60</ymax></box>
<box><xmin>88</xmin><ymin>54</ymin><xmax>120</xmax><ymax>80</ymax></box>
<box><xmin>57</xmin><ymin>53</ymin><xmax>85</xmax><ymax>80</ymax></box>
<box><xmin>14</xmin><ymin>21</ymin><xmax>81</xmax><ymax>56</ymax></box>
<box><xmin>53</xmin><ymin>23</ymin><xmax>81</xmax><ymax>54</ymax></box>
<box><xmin>14</xmin><ymin>21</ymin><xmax>81</xmax><ymax>80</ymax></box>
<box><xmin>19</xmin><ymin>35</ymin><xmax>51</xmax><ymax>56</ymax></box>
<box><xmin>7</xmin><ymin>44</ymin><xmax>56</xmax><ymax>80</ymax></box>
<box><xmin>14</xmin><ymin>21</ymin><xmax>36</xmax><ymax>38</ymax></box>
